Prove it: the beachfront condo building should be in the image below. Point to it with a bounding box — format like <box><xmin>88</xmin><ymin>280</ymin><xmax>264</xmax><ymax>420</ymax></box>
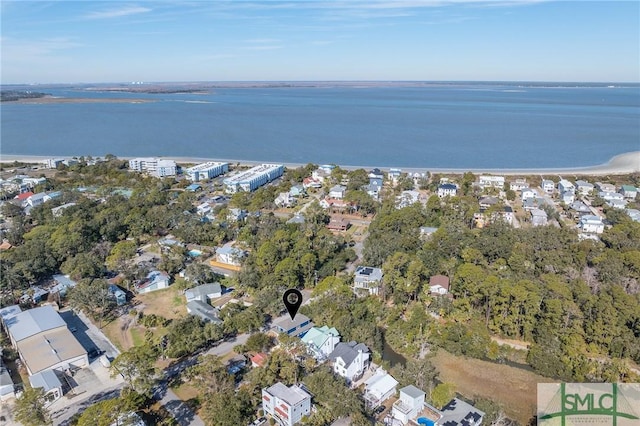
<box><xmin>223</xmin><ymin>164</ymin><xmax>284</xmax><ymax>193</ymax></box>
<box><xmin>129</xmin><ymin>158</ymin><xmax>177</xmax><ymax>177</ymax></box>
<box><xmin>185</xmin><ymin>162</ymin><xmax>229</xmax><ymax>182</ymax></box>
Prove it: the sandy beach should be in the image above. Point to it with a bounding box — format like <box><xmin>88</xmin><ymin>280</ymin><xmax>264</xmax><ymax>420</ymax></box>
<box><xmin>1</xmin><ymin>151</ymin><xmax>638</xmax><ymax>176</ymax></box>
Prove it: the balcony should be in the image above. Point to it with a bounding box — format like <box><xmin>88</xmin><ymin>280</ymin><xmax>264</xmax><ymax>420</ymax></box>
<box><xmin>393</xmin><ymin>399</ymin><xmax>414</xmax><ymax>415</ymax></box>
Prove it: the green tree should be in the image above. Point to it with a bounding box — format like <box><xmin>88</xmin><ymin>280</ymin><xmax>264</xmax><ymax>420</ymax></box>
<box><xmin>111</xmin><ymin>344</ymin><xmax>159</xmax><ymax>396</ymax></box>
<box><xmin>430</xmin><ymin>383</ymin><xmax>455</xmax><ymax>409</ymax></box>
<box><xmin>14</xmin><ymin>387</ymin><xmax>51</xmax><ymax>426</ymax></box>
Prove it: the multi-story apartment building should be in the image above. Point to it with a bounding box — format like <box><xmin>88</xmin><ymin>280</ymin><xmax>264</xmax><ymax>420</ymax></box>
<box><xmin>223</xmin><ymin>164</ymin><xmax>284</xmax><ymax>193</ymax></box>
<box><xmin>185</xmin><ymin>162</ymin><xmax>229</xmax><ymax>181</ymax></box>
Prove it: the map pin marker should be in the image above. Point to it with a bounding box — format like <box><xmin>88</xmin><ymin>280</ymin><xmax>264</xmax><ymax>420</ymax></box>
<box><xmin>283</xmin><ymin>289</ymin><xmax>303</xmax><ymax>320</ymax></box>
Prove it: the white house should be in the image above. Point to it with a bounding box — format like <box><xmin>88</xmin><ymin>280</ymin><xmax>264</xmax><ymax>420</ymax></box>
<box><xmin>216</xmin><ymin>245</ymin><xmax>247</xmax><ymax>266</ymax></box>
<box><xmin>275</xmin><ymin>192</ymin><xmax>296</xmax><ymax>208</ymax></box>
<box><xmin>29</xmin><ymin>370</ymin><xmax>63</xmax><ymax>406</ymax></box>
<box><xmin>520</xmin><ymin>188</ymin><xmax>537</xmax><ymax>201</ymax></box>
<box><xmin>509</xmin><ymin>179</ymin><xmax>528</xmax><ymax>191</ymax></box>
<box><xmin>560</xmin><ymin>191</ymin><xmax>575</xmax><ymax>205</ymax></box>
<box><xmin>396</xmin><ymin>190</ymin><xmax>421</xmax><ymax>209</ymax></box>
<box><xmin>437</xmin><ymin>183</ymin><xmax>457</xmax><ymax>198</ymax></box>
<box><xmin>478</xmin><ymin>175</ymin><xmax>505</xmax><ymax>189</ymax></box>
<box><xmin>574</xmin><ymin>180</ymin><xmax>594</xmax><ymax>196</ymax></box>
<box><xmin>301</xmin><ymin>326</ymin><xmax>340</xmax><ymax>360</ymax></box>
<box><xmin>620</xmin><ymin>185</ymin><xmax>638</xmax><ymax>199</ymax></box>
<box><xmin>353</xmin><ymin>266</ymin><xmax>383</xmax><ymax>296</ymax></box>
<box><xmin>595</xmin><ymin>182</ymin><xmax>616</xmax><ymax>193</ymax></box>
<box><xmin>262</xmin><ymin>382</ymin><xmax>312</xmax><ymax>426</ymax></box>
<box><xmin>558</xmin><ymin>179</ymin><xmax>575</xmax><ymax>194</ymax></box>
<box><xmin>185</xmin><ymin>282</ymin><xmax>223</xmax><ymax>303</ymax></box>
<box><xmin>626</xmin><ymin>209</ymin><xmax>640</xmax><ymax>222</ymax></box>
<box><xmin>578</xmin><ymin>215</ymin><xmax>605</xmax><ymax>234</ymax></box>
<box><xmin>392</xmin><ymin>385</ymin><xmax>425</xmax><ymax>425</ymax></box>
<box><xmin>363</xmin><ymin>368</ymin><xmax>398</xmax><ymax>408</ymax></box>
<box><xmin>530</xmin><ymin>208</ymin><xmax>548</xmax><ymax>227</ymax></box>
<box><xmin>329</xmin><ymin>185</ymin><xmax>347</xmax><ymax>199</ymax></box>
<box><xmin>137</xmin><ymin>270</ymin><xmax>170</xmax><ymax>294</ymax></box>
<box><xmin>185</xmin><ymin>162</ymin><xmax>228</xmax><ymax>182</ymax></box>
<box><xmin>328</xmin><ymin>341</ymin><xmax>370</xmax><ymax>384</ymax></box>
<box><xmin>541</xmin><ymin>179</ymin><xmax>555</xmax><ymax>194</ymax></box>
<box><xmin>429</xmin><ymin>275</ymin><xmax>450</xmax><ymax>295</ymax></box>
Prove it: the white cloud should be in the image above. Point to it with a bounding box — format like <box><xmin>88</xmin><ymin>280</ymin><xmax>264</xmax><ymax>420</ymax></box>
<box><xmin>84</xmin><ymin>5</ymin><xmax>152</xmax><ymax>20</ymax></box>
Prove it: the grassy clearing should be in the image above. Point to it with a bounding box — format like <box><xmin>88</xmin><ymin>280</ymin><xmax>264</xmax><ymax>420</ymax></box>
<box><xmin>135</xmin><ymin>287</ymin><xmax>187</xmax><ymax>320</ymax></box>
<box><xmin>171</xmin><ymin>382</ymin><xmax>201</xmax><ymax>413</ymax></box>
<box><xmin>431</xmin><ymin>349</ymin><xmax>546</xmax><ymax>424</ymax></box>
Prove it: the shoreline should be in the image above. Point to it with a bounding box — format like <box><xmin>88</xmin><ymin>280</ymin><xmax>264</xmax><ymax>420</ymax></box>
<box><xmin>1</xmin><ymin>151</ymin><xmax>638</xmax><ymax>176</ymax></box>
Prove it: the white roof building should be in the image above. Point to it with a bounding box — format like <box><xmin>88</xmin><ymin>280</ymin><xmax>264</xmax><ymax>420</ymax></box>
<box><xmin>262</xmin><ymin>382</ymin><xmax>312</xmax><ymax>426</ymax></box>
<box><xmin>185</xmin><ymin>162</ymin><xmax>228</xmax><ymax>182</ymax></box>
<box><xmin>364</xmin><ymin>368</ymin><xmax>398</xmax><ymax>408</ymax></box>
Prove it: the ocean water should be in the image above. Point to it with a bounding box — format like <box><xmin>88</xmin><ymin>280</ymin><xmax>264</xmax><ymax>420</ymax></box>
<box><xmin>1</xmin><ymin>83</ymin><xmax>638</xmax><ymax>169</ymax></box>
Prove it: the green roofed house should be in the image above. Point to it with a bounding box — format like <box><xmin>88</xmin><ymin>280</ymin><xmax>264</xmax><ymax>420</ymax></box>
<box><xmin>300</xmin><ymin>325</ymin><xmax>340</xmax><ymax>361</ymax></box>
<box><xmin>621</xmin><ymin>185</ymin><xmax>638</xmax><ymax>199</ymax></box>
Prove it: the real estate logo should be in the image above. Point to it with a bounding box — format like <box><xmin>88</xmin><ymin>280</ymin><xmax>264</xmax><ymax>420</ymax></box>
<box><xmin>538</xmin><ymin>383</ymin><xmax>640</xmax><ymax>426</ymax></box>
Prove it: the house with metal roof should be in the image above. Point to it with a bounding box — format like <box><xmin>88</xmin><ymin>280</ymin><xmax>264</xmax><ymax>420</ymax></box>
<box><xmin>186</xmin><ymin>300</ymin><xmax>222</xmax><ymax>324</ymax></box>
<box><xmin>4</xmin><ymin>306</ymin><xmax>88</xmax><ymax>376</ymax></box>
<box><xmin>328</xmin><ymin>341</ymin><xmax>370</xmax><ymax>383</ymax></box>
<box><xmin>185</xmin><ymin>282</ymin><xmax>223</xmax><ymax>304</ymax></box>
<box><xmin>363</xmin><ymin>368</ymin><xmax>398</xmax><ymax>408</ymax></box>
<box><xmin>272</xmin><ymin>314</ymin><xmax>313</xmax><ymax>337</ymax></box>
<box><xmin>136</xmin><ymin>270</ymin><xmax>170</xmax><ymax>294</ymax></box>
<box><xmin>29</xmin><ymin>369</ymin><xmax>62</xmax><ymax>406</ymax></box>
<box><xmin>262</xmin><ymin>382</ymin><xmax>312</xmax><ymax>426</ymax></box>
<box><xmin>301</xmin><ymin>326</ymin><xmax>340</xmax><ymax>361</ymax></box>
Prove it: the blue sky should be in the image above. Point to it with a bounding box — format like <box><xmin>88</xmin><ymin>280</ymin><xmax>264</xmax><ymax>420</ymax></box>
<box><xmin>1</xmin><ymin>1</ymin><xmax>638</xmax><ymax>83</ymax></box>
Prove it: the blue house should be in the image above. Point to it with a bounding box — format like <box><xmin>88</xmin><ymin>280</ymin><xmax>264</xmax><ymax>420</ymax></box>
<box><xmin>108</xmin><ymin>284</ymin><xmax>127</xmax><ymax>306</ymax></box>
<box><xmin>272</xmin><ymin>314</ymin><xmax>313</xmax><ymax>337</ymax></box>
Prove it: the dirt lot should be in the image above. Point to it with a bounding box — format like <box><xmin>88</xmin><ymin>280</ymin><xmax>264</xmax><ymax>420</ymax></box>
<box><xmin>431</xmin><ymin>349</ymin><xmax>546</xmax><ymax>424</ymax></box>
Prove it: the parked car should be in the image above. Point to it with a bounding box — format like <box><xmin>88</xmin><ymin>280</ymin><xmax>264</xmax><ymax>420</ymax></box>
<box><xmin>374</xmin><ymin>405</ymin><xmax>386</xmax><ymax>415</ymax></box>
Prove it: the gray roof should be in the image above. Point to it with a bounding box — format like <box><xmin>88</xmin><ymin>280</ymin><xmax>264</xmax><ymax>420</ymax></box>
<box><xmin>439</xmin><ymin>183</ymin><xmax>457</xmax><ymax>190</ymax></box>
<box><xmin>185</xmin><ymin>282</ymin><xmax>222</xmax><ymax>300</ymax></box>
<box><xmin>0</xmin><ymin>360</ymin><xmax>14</xmax><ymax>391</ymax></box>
<box><xmin>186</xmin><ymin>300</ymin><xmax>222</xmax><ymax>323</ymax></box>
<box><xmin>29</xmin><ymin>369</ymin><xmax>62</xmax><ymax>393</ymax></box>
<box><xmin>6</xmin><ymin>306</ymin><xmax>66</xmax><ymax>342</ymax></box>
<box><xmin>439</xmin><ymin>398</ymin><xmax>485</xmax><ymax>426</ymax></box>
<box><xmin>400</xmin><ymin>385</ymin><xmax>425</xmax><ymax>399</ymax></box>
<box><xmin>272</xmin><ymin>314</ymin><xmax>312</xmax><ymax>334</ymax></box>
<box><xmin>264</xmin><ymin>382</ymin><xmax>311</xmax><ymax>406</ymax></box>
<box><xmin>329</xmin><ymin>341</ymin><xmax>369</xmax><ymax>368</ymax></box>
<box><xmin>354</xmin><ymin>266</ymin><xmax>383</xmax><ymax>283</ymax></box>
<box><xmin>0</xmin><ymin>305</ymin><xmax>22</xmax><ymax>324</ymax></box>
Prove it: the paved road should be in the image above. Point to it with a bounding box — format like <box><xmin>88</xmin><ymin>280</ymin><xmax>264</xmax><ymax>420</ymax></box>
<box><xmin>206</xmin><ymin>333</ymin><xmax>250</xmax><ymax>356</ymax></box>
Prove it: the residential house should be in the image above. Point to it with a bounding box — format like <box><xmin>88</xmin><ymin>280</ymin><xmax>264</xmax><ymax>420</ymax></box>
<box><xmin>186</xmin><ymin>300</ymin><xmax>222</xmax><ymax>323</ymax></box>
<box><xmin>499</xmin><ymin>206</ymin><xmax>514</xmax><ymax>225</ymax></box>
<box><xmin>26</xmin><ymin>192</ymin><xmax>47</xmax><ymax>208</ymax></box>
<box><xmin>478</xmin><ymin>196</ymin><xmax>499</xmax><ymax>209</ymax></box>
<box><xmin>51</xmin><ymin>202</ymin><xmax>76</xmax><ymax>217</ymax></box>
<box><xmin>136</xmin><ymin>270</ymin><xmax>170</xmax><ymax>294</ymax></box>
<box><xmin>520</xmin><ymin>188</ymin><xmax>537</xmax><ymax>201</ymax></box>
<box><xmin>438</xmin><ymin>398</ymin><xmax>485</xmax><ymax>426</ymax></box>
<box><xmin>595</xmin><ymin>182</ymin><xmax>616</xmax><ymax>193</ymax></box>
<box><xmin>388</xmin><ymin>168</ymin><xmax>402</xmax><ymax>183</ymax></box>
<box><xmin>574</xmin><ymin>180</ymin><xmax>594</xmax><ymax>196</ymax></box>
<box><xmin>392</xmin><ymin>385</ymin><xmax>425</xmax><ymax>425</ymax></box>
<box><xmin>328</xmin><ymin>341</ymin><xmax>370</xmax><ymax>384</ymax></box>
<box><xmin>621</xmin><ymin>185</ymin><xmax>638</xmax><ymax>199</ymax></box>
<box><xmin>353</xmin><ymin>266</ymin><xmax>383</xmax><ymax>296</ymax></box>
<box><xmin>626</xmin><ymin>209</ymin><xmax>640</xmax><ymax>223</ymax></box>
<box><xmin>599</xmin><ymin>191</ymin><xmax>624</xmax><ymax>203</ymax></box>
<box><xmin>228</xmin><ymin>208</ymin><xmax>248</xmax><ymax>222</ymax></box>
<box><xmin>578</xmin><ymin>215</ymin><xmax>605</xmax><ymax>234</ymax></box>
<box><xmin>560</xmin><ymin>191</ymin><xmax>575</xmax><ymax>205</ymax></box>
<box><xmin>312</xmin><ymin>167</ymin><xmax>332</xmax><ymax>182</ymax></box>
<box><xmin>569</xmin><ymin>201</ymin><xmax>592</xmax><ymax>216</ymax></box>
<box><xmin>397</xmin><ymin>191</ymin><xmax>421</xmax><ymax>209</ymax></box>
<box><xmin>289</xmin><ymin>185</ymin><xmax>306</xmax><ymax>198</ymax></box>
<box><xmin>478</xmin><ymin>175</ymin><xmax>505</xmax><ymax>189</ymax></box>
<box><xmin>329</xmin><ymin>185</ymin><xmax>347</xmax><ymax>199</ymax></box>
<box><xmin>365</xmin><ymin>182</ymin><xmax>382</xmax><ymax>200</ymax></box>
<box><xmin>301</xmin><ymin>326</ymin><xmax>340</xmax><ymax>360</ymax></box>
<box><xmin>558</xmin><ymin>179</ymin><xmax>575</xmax><ymax>194</ymax></box>
<box><xmin>272</xmin><ymin>314</ymin><xmax>314</xmax><ymax>337</ymax></box>
<box><xmin>287</xmin><ymin>214</ymin><xmax>306</xmax><ymax>225</ymax></box>
<box><xmin>50</xmin><ymin>275</ymin><xmax>77</xmax><ymax>298</ymax></box>
<box><xmin>607</xmin><ymin>199</ymin><xmax>627</xmax><ymax>209</ymax></box>
<box><xmin>429</xmin><ymin>275</ymin><xmax>450</xmax><ymax>295</ymax></box>
<box><xmin>303</xmin><ymin>177</ymin><xmax>323</xmax><ymax>189</ymax></box>
<box><xmin>509</xmin><ymin>179</ymin><xmax>528</xmax><ymax>191</ymax></box>
<box><xmin>262</xmin><ymin>382</ymin><xmax>312</xmax><ymax>426</ymax></box>
<box><xmin>185</xmin><ymin>183</ymin><xmax>201</xmax><ymax>192</ymax></box>
<box><xmin>227</xmin><ymin>354</ymin><xmax>247</xmax><ymax>375</ymax></box>
<box><xmin>530</xmin><ymin>208</ymin><xmax>548</xmax><ymax>227</ymax></box>
<box><xmin>275</xmin><ymin>192</ymin><xmax>296</xmax><ymax>208</ymax></box>
<box><xmin>419</xmin><ymin>227</ymin><xmax>438</xmax><ymax>239</ymax></box>
<box><xmin>251</xmin><ymin>352</ymin><xmax>268</xmax><ymax>368</ymax></box>
<box><xmin>363</xmin><ymin>368</ymin><xmax>398</xmax><ymax>408</ymax></box>
<box><xmin>320</xmin><ymin>197</ymin><xmax>354</xmax><ymax>212</ymax></box>
<box><xmin>196</xmin><ymin>202</ymin><xmax>212</xmax><ymax>217</ymax></box>
<box><xmin>185</xmin><ymin>282</ymin><xmax>223</xmax><ymax>303</ymax></box>
<box><xmin>108</xmin><ymin>284</ymin><xmax>127</xmax><ymax>306</ymax></box>
<box><xmin>327</xmin><ymin>217</ymin><xmax>350</xmax><ymax>232</ymax></box>
<box><xmin>29</xmin><ymin>370</ymin><xmax>63</xmax><ymax>406</ymax></box>
<box><xmin>216</xmin><ymin>245</ymin><xmax>247</xmax><ymax>266</ymax></box>
<box><xmin>369</xmin><ymin>168</ymin><xmax>385</xmax><ymax>184</ymax></box>
<box><xmin>437</xmin><ymin>183</ymin><xmax>457</xmax><ymax>198</ymax></box>
<box><xmin>541</xmin><ymin>179</ymin><xmax>555</xmax><ymax>194</ymax></box>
